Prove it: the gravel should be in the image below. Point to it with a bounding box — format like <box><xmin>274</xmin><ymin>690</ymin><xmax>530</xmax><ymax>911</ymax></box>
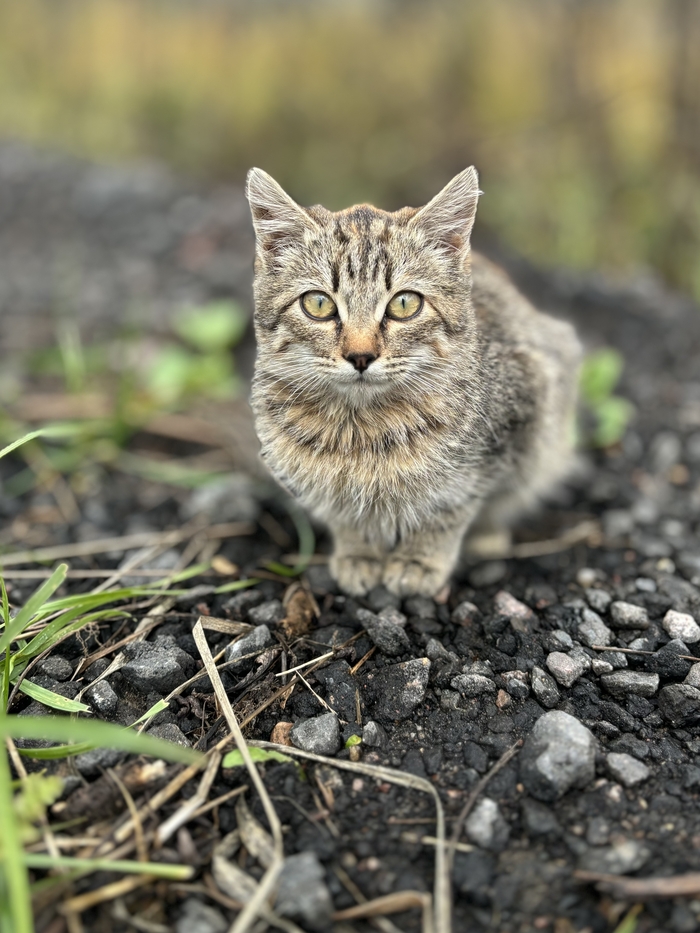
<box><xmin>225</xmin><ymin>625</ymin><xmax>274</xmax><ymax>664</ymax></box>
<box><xmin>451</xmin><ymin>673</ymin><xmax>497</xmax><ymax>696</ymax></box>
<box><xmin>577</xmin><ymin>608</ymin><xmax>613</xmax><ymax>648</ymax></box>
<box><xmin>290</xmin><ymin>713</ymin><xmax>341</xmax><ymax>755</ymax></box>
<box><xmin>464</xmin><ymin>797</ymin><xmax>510</xmax><ymax>850</ymax></box>
<box><xmin>493</xmin><ymin>590</ymin><xmax>535</xmax><ymax>632</ymax></box>
<box><xmin>363</xmin><ymin>658</ymin><xmax>430</xmax><ymax>719</ymax></box>
<box><xmin>175</xmin><ymin>899</ymin><xmax>228</xmax><ymax>933</ymax></box>
<box><xmin>247</xmin><ymin>600</ymin><xmax>286</xmax><ymax>626</ymax></box>
<box><xmin>606</xmin><ymin>752</ymin><xmax>651</xmax><ymax>786</ymax></box>
<box><xmin>663</xmin><ymin>609</ymin><xmax>700</xmax><ymax>643</ymax></box>
<box><xmin>519</xmin><ymin>711</ymin><xmax>596</xmax><ymax>802</ymax></box>
<box><xmin>600</xmin><ymin>670</ymin><xmax>660</xmax><ymax>698</ymax></box>
<box><xmin>545</xmin><ymin>651</ymin><xmax>587</xmax><ymax>688</ymax></box>
<box><xmin>609</xmin><ymin>601</ymin><xmax>650</xmax><ymax>629</ymax></box>
<box><xmin>85</xmin><ymin>680</ymin><xmax>119</xmax><ymax>716</ymax></box>
<box><xmin>275</xmin><ymin>851</ymin><xmax>333</xmax><ymax>930</ymax></box>
<box><xmin>530</xmin><ymin>665</ymin><xmax>561</xmax><ymax>708</ymax></box>
<box><xmin>120</xmin><ymin>642</ymin><xmax>191</xmax><ymax>695</ymax></box>
<box><xmin>356</xmin><ymin>607</ymin><xmax>411</xmax><ymax>655</ymax></box>
<box><xmin>658</xmin><ymin>684</ymin><xmax>700</xmax><ymax>726</ymax></box>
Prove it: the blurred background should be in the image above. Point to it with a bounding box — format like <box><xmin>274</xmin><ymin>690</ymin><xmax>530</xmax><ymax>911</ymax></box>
<box><xmin>0</xmin><ymin>0</ymin><xmax>698</xmax><ymax>509</ymax></box>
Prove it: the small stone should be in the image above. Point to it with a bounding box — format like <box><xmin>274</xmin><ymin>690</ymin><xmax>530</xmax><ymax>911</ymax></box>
<box><xmin>464</xmin><ymin>797</ymin><xmax>510</xmax><ymax>850</ymax></box>
<box><xmin>364</xmin><ymin>658</ymin><xmax>430</xmax><ymax>720</ymax></box>
<box><xmin>501</xmin><ymin>670</ymin><xmax>529</xmax><ymax>700</ymax></box>
<box><xmin>576</xmin><ymin>568</ymin><xmax>599</xmax><ymax>589</ymax></box>
<box><xmin>493</xmin><ymin>591</ymin><xmax>536</xmax><ymax>633</ymax></box>
<box><xmin>75</xmin><ymin>747</ymin><xmax>126</xmax><ymax>777</ymax></box>
<box><xmin>225</xmin><ymin>625</ymin><xmax>274</xmax><ymax>664</ymax></box>
<box><xmin>531</xmin><ymin>666</ymin><xmax>560</xmax><ymax>709</ymax></box>
<box><xmin>365</xmin><ymin>585</ymin><xmax>400</xmax><ymax>612</ymax></box>
<box><xmin>663</xmin><ymin>610</ymin><xmax>700</xmax><ymax>644</ymax></box>
<box><xmin>425</xmin><ymin>638</ymin><xmax>450</xmax><ymax>661</ymax></box>
<box><xmin>635</xmin><ymin>577</ymin><xmax>657</xmax><ymax>593</ymax></box>
<box><xmin>356</xmin><ymin>608</ymin><xmax>410</xmax><ymax>656</ymax></box>
<box><xmin>223</xmin><ymin>589</ymin><xmax>265</xmax><ymax>620</ymax></box>
<box><xmin>451</xmin><ymin>601</ymin><xmax>480</xmax><ymax>626</ymax></box>
<box><xmin>685</xmin><ymin>663</ymin><xmax>700</xmax><ymax>688</ymax></box>
<box><xmin>600</xmin><ymin>671</ymin><xmax>659</xmax><ymax>698</ymax></box>
<box><xmin>147</xmin><ymin>723</ymin><xmax>190</xmax><ymax>747</ymax></box>
<box><xmin>578</xmin><ymin>839</ymin><xmax>650</xmax><ymax>875</ymax></box>
<box><xmin>175</xmin><ymin>898</ymin><xmax>227</xmax><ymax>933</ymax></box>
<box><xmin>38</xmin><ymin>656</ymin><xmax>73</xmax><ymax>682</ymax></box>
<box><xmin>578</xmin><ymin>608</ymin><xmax>614</xmax><ymax>648</ymax></box>
<box><xmin>604</xmin><ymin>651</ymin><xmax>629</xmax><ymax>669</ymax></box>
<box><xmin>652</xmin><ymin>639</ymin><xmax>692</xmax><ymax>679</ymax></box>
<box><xmin>496</xmin><ymin>689</ymin><xmax>511</xmax><ymax>709</ymax></box>
<box><xmin>546</xmin><ymin>652</ymin><xmax>586</xmax><ymax>688</ymax></box>
<box><xmin>545</xmin><ymin>630</ymin><xmax>574</xmax><ymax>651</ymax></box>
<box><xmin>377</xmin><ymin>606</ymin><xmax>407</xmax><ymax>627</ymax></box>
<box><xmin>362</xmin><ymin>720</ymin><xmax>388</xmax><ymax>748</ymax></box>
<box><xmin>468</xmin><ymin>560</ymin><xmax>507</xmax><ymax>588</ymax></box>
<box><xmin>85</xmin><ymin>680</ymin><xmax>118</xmax><ymax>716</ymax></box>
<box><xmin>658</xmin><ymin>684</ymin><xmax>700</xmax><ymax>726</ymax></box>
<box><xmin>606</xmin><ymin>753</ymin><xmax>650</xmax><ymax>787</ymax></box>
<box><xmin>451</xmin><ymin>674</ymin><xmax>496</xmax><ymax>697</ymax></box>
<box><xmin>270</xmin><ymin>722</ymin><xmax>294</xmax><ymax>746</ymax></box>
<box><xmin>248</xmin><ymin>600</ymin><xmax>286</xmax><ymax>627</ymax></box>
<box><xmin>290</xmin><ymin>713</ymin><xmax>341</xmax><ymax>755</ymax></box>
<box><xmin>403</xmin><ymin>595</ymin><xmax>436</xmax><ymax>619</ymax></box>
<box><xmin>121</xmin><ymin>644</ymin><xmax>189</xmax><ymax>695</ymax></box>
<box><xmin>521</xmin><ymin>799</ymin><xmax>561</xmax><ymax>836</ymax></box>
<box><xmin>519</xmin><ymin>710</ymin><xmax>596</xmax><ymax>802</ymax></box>
<box><xmin>610</xmin><ymin>601</ymin><xmax>649</xmax><ymax>630</ymax></box>
<box><xmin>275</xmin><ymin>851</ymin><xmax>333</xmax><ymax>930</ymax></box>
<box><xmin>586</xmin><ymin>589</ymin><xmax>612</xmax><ymax>613</ymax></box>
<box><xmin>586</xmin><ymin>817</ymin><xmax>611</xmax><ymax>846</ymax></box>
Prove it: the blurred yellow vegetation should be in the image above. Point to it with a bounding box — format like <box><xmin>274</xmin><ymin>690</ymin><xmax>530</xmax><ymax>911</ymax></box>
<box><xmin>1</xmin><ymin>0</ymin><xmax>699</xmax><ymax>297</ymax></box>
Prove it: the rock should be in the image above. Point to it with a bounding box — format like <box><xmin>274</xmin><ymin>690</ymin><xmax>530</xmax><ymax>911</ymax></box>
<box><xmin>464</xmin><ymin>797</ymin><xmax>510</xmax><ymax>850</ymax></box>
<box><xmin>606</xmin><ymin>752</ymin><xmax>650</xmax><ymax>787</ymax></box>
<box><xmin>600</xmin><ymin>671</ymin><xmax>659</xmax><ymax>698</ymax></box>
<box><xmin>493</xmin><ymin>591</ymin><xmax>536</xmax><ymax>632</ymax></box>
<box><xmin>577</xmin><ymin>608</ymin><xmax>613</xmax><ymax>648</ymax></box>
<box><xmin>545</xmin><ymin>630</ymin><xmax>574</xmax><ymax>651</ymax></box>
<box><xmin>225</xmin><ymin>625</ymin><xmax>274</xmax><ymax>664</ymax></box>
<box><xmin>223</xmin><ymin>589</ymin><xmax>266</xmax><ymax>620</ymax></box>
<box><xmin>290</xmin><ymin>713</ymin><xmax>341</xmax><ymax>755</ymax></box>
<box><xmin>663</xmin><ymin>609</ymin><xmax>700</xmax><ymax>643</ymax></box>
<box><xmin>463</xmin><ymin>742</ymin><xmax>489</xmax><ymax>773</ymax></box>
<box><xmin>468</xmin><ymin>560</ymin><xmax>507</xmax><ymax>588</ymax></box>
<box><xmin>530</xmin><ymin>666</ymin><xmax>560</xmax><ymax>708</ymax></box>
<box><xmin>364</xmin><ymin>658</ymin><xmax>430</xmax><ymax>720</ymax></box>
<box><xmin>652</xmin><ymin>640</ymin><xmax>692</xmax><ymax>679</ymax></box>
<box><xmin>591</xmin><ymin>659</ymin><xmax>614</xmax><ymax>676</ymax></box>
<box><xmin>658</xmin><ymin>684</ymin><xmax>700</xmax><ymax>726</ymax></box>
<box><xmin>85</xmin><ymin>679</ymin><xmax>118</xmax><ymax>716</ymax></box>
<box><xmin>356</xmin><ymin>608</ymin><xmax>410</xmax><ymax>656</ymax></box>
<box><xmin>451</xmin><ymin>673</ymin><xmax>496</xmax><ymax>697</ymax></box>
<box><xmin>586</xmin><ymin>589</ymin><xmax>612</xmax><ymax>613</ymax></box>
<box><xmin>248</xmin><ymin>600</ymin><xmax>286</xmax><ymax>627</ymax></box>
<box><xmin>636</xmin><ymin>577</ymin><xmax>657</xmax><ymax>593</ymax></box>
<box><xmin>270</xmin><ymin>722</ymin><xmax>293</xmax><ymax>746</ymax></box>
<box><xmin>378</xmin><ymin>606</ymin><xmax>407</xmax><ymax>627</ymax></box>
<box><xmin>521</xmin><ymin>799</ymin><xmax>561</xmax><ymax>837</ymax></box>
<box><xmin>147</xmin><ymin>723</ymin><xmax>190</xmax><ymax>747</ymax></box>
<box><xmin>175</xmin><ymin>898</ymin><xmax>227</xmax><ymax>933</ymax></box>
<box><xmin>75</xmin><ymin>747</ymin><xmax>126</xmax><ymax>777</ymax></box>
<box><xmin>685</xmin><ymin>663</ymin><xmax>700</xmax><ymax>688</ymax></box>
<box><xmin>38</xmin><ymin>656</ymin><xmax>73</xmax><ymax>681</ymax></box>
<box><xmin>181</xmin><ymin>473</ymin><xmax>259</xmax><ymax>523</ymax></box>
<box><xmin>545</xmin><ymin>652</ymin><xmax>586</xmax><ymax>688</ymax></box>
<box><xmin>275</xmin><ymin>851</ymin><xmax>333</xmax><ymax>930</ymax></box>
<box><xmin>520</xmin><ymin>710</ymin><xmax>596</xmax><ymax>802</ymax></box>
<box><xmin>578</xmin><ymin>839</ymin><xmax>650</xmax><ymax>875</ymax></box>
<box><xmin>604</xmin><ymin>651</ymin><xmax>629</xmax><ymax>669</ymax></box>
<box><xmin>120</xmin><ymin>643</ymin><xmax>189</xmax><ymax>695</ymax></box>
<box><xmin>451</xmin><ymin>601</ymin><xmax>481</xmax><ymax>626</ymax></box>
<box><xmin>501</xmin><ymin>670</ymin><xmax>529</xmax><ymax>700</ymax></box>
<box><xmin>610</xmin><ymin>601</ymin><xmax>649</xmax><ymax>629</ymax></box>
<box><xmin>576</xmin><ymin>568</ymin><xmax>599</xmax><ymax>588</ymax></box>
<box><xmin>314</xmin><ymin>660</ymin><xmax>357</xmax><ymax>721</ymax></box>
<box><xmin>362</xmin><ymin>720</ymin><xmax>388</xmax><ymax>748</ymax></box>
<box><xmin>365</xmin><ymin>585</ymin><xmax>400</xmax><ymax>612</ymax></box>
<box><xmin>403</xmin><ymin>595</ymin><xmax>436</xmax><ymax>619</ymax></box>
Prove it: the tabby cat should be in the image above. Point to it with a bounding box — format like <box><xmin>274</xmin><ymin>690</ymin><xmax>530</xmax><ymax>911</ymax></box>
<box><xmin>246</xmin><ymin>167</ymin><xmax>581</xmax><ymax>597</ymax></box>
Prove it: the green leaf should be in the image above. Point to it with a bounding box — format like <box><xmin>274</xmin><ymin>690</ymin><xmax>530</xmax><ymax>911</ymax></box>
<box><xmin>0</xmin><ymin>564</ymin><xmax>68</xmax><ymax>656</ymax></box>
<box><xmin>0</xmin><ymin>743</ymin><xmax>33</xmax><ymax>933</ymax></box>
<box><xmin>174</xmin><ymin>301</ymin><xmax>247</xmax><ymax>352</ymax></box>
<box><xmin>0</xmin><ymin>425</ymin><xmax>82</xmax><ymax>461</ymax></box>
<box><xmin>18</xmin><ymin>681</ymin><xmax>91</xmax><ymax>713</ymax></box>
<box><xmin>24</xmin><ymin>852</ymin><xmax>194</xmax><ymax>880</ymax></box>
<box><xmin>579</xmin><ymin>348</ymin><xmax>624</xmax><ymax>403</ymax></box>
<box><xmin>222</xmin><ymin>746</ymin><xmax>293</xmax><ymax>769</ymax></box>
<box><xmin>132</xmin><ymin>698</ymin><xmax>169</xmax><ymax>726</ymax></box>
<box><xmin>0</xmin><ymin>716</ymin><xmax>204</xmax><ymax>765</ymax></box>
<box><xmin>344</xmin><ymin>734</ymin><xmax>362</xmax><ymax>748</ymax></box>
<box><xmin>593</xmin><ymin>395</ymin><xmax>635</xmax><ymax>448</ymax></box>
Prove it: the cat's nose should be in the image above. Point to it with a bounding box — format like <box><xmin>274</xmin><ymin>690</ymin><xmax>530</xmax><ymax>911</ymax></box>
<box><xmin>345</xmin><ymin>352</ymin><xmax>377</xmax><ymax>373</ymax></box>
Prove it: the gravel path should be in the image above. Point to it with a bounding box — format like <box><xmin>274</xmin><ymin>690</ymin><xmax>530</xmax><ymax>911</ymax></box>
<box><xmin>3</xmin><ymin>140</ymin><xmax>700</xmax><ymax>933</ymax></box>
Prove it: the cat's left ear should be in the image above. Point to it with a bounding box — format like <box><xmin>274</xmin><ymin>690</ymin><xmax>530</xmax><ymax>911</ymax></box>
<box><xmin>409</xmin><ymin>166</ymin><xmax>481</xmax><ymax>257</ymax></box>
<box><xmin>246</xmin><ymin>168</ymin><xmax>318</xmax><ymax>263</ymax></box>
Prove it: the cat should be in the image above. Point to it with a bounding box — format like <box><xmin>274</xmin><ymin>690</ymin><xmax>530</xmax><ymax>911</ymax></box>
<box><xmin>245</xmin><ymin>166</ymin><xmax>581</xmax><ymax>597</ymax></box>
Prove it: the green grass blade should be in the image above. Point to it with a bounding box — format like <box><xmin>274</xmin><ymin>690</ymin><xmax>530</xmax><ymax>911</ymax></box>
<box><xmin>214</xmin><ymin>578</ymin><xmax>260</xmax><ymax>595</ymax></box>
<box><xmin>0</xmin><ymin>564</ymin><xmax>68</xmax><ymax>656</ymax></box>
<box><xmin>12</xmin><ymin>609</ymin><xmax>130</xmax><ymax>665</ymax></box>
<box><xmin>0</xmin><ymin>744</ymin><xmax>33</xmax><ymax>933</ymax></box>
<box><xmin>17</xmin><ymin>742</ymin><xmax>94</xmax><ymax>760</ymax></box>
<box><xmin>0</xmin><ymin>716</ymin><xmax>204</xmax><ymax>765</ymax></box>
<box><xmin>1</xmin><ymin>576</ymin><xmax>10</xmax><ymax>713</ymax></box>
<box><xmin>24</xmin><ymin>853</ymin><xmax>193</xmax><ymax>880</ymax></box>
<box><xmin>18</xmin><ymin>681</ymin><xmax>91</xmax><ymax>714</ymax></box>
<box><xmin>0</xmin><ymin>426</ymin><xmax>80</xmax><ymax>461</ymax></box>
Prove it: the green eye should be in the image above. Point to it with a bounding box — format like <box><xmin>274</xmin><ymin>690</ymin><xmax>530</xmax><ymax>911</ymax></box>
<box><xmin>386</xmin><ymin>291</ymin><xmax>423</xmax><ymax>320</ymax></box>
<box><xmin>301</xmin><ymin>291</ymin><xmax>338</xmax><ymax>320</ymax></box>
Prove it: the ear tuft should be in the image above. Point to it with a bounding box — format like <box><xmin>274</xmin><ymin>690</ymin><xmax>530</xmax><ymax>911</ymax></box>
<box><xmin>410</xmin><ymin>166</ymin><xmax>481</xmax><ymax>256</ymax></box>
<box><xmin>245</xmin><ymin>168</ymin><xmax>317</xmax><ymax>261</ymax></box>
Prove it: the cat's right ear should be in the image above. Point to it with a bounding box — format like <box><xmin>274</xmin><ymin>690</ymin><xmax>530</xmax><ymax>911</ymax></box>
<box><xmin>246</xmin><ymin>168</ymin><xmax>317</xmax><ymax>265</ymax></box>
<box><xmin>409</xmin><ymin>166</ymin><xmax>481</xmax><ymax>259</ymax></box>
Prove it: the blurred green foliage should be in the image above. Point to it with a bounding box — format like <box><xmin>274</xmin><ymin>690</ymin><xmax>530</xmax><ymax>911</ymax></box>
<box><xmin>0</xmin><ymin>0</ymin><xmax>698</xmax><ymax>299</ymax></box>
<box><xmin>580</xmin><ymin>348</ymin><xmax>635</xmax><ymax>448</ymax></box>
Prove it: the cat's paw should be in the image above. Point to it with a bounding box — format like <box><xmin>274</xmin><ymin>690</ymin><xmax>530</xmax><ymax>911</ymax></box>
<box><xmin>382</xmin><ymin>558</ymin><xmax>447</xmax><ymax>597</ymax></box>
<box><xmin>330</xmin><ymin>555</ymin><xmax>384</xmax><ymax>596</ymax></box>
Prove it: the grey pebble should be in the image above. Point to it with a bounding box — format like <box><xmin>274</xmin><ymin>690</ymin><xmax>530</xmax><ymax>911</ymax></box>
<box><xmin>591</xmin><ymin>659</ymin><xmax>614</xmax><ymax>676</ymax></box>
<box><xmin>468</xmin><ymin>560</ymin><xmax>507</xmax><ymax>588</ymax></box>
<box><xmin>451</xmin><ymin>601</ymin><xmax>480</xmax><ymax>626</ymax></box>
<box><xmin>275</xmin><ymin>851</ymin><xmax>333</xmax><ymax>930</ymax></box>
<box><xmin>290</xmin><ymin>713</ymin><xmax>341</xmax><ymax>755</ymax></box>
<box><xmin>658</xmin><ymin>684</ymin><xmax>700</xmax><ymax>726</ymax></box>
<box><xmin>464</xmin><ymin>797</ymin><xmax>510</xmax><ymax>850</ymax></box>
<box><xmin>578</xmin><ymin>839</ymin><xmax>650</xmax><ymax>875</ymax></box>
<box><xmin>586</xmin><ymin>589</ymin><xmax>612</xmax><ymax>613</ymax></box>
<box><xmin>75</xmin><ymin>747</ymin><xmax>125</xmax><ymax>777</ymax></box>
<box><xmin>121</xmin><ymin>643</ymin><xmax>189</xmax><ymax>695</ymax></box>
<box><xmin>225</xmin><ymin>624</ymin><xmax>274</xmax><ymax>663</ymax></box>
<box><xmin>85</xmin><ymin>679</ymin><xmax>118</xmax><ymax>716</ymax></box>
<box><xmin>610</xmin><ymin>601</ymin><xmax>649</xmax><ymax>629</ymax></box>
<box><xmin>545</xmin><ymin>651</ymin><xmax>587</xmax><ymax>688</ymax></box>
<box><xmin>451</xmin><ymin>673</ymin><xmax>496</xmax><ymax>697</ymax></box>
<box><xmin>663</xmin><ymin>609</ymin><xmax>700</xmax><ymax>644</ymax></box>
<box><xmin>530</xmin><ymin>666</ymin><xmax>560</xmax><ymax>709</ymax></box>
<box><xmin>248</xmin><ymin>600</ymin><xmax>286</xmax><ymax>627</ymax></box>
<box><xmin>493</xmin><ymin>590</ymin><xmax>536</xmax><ymax>632</ymax></box>
<box><xmin>520</xmin><ymin>710</ymin><xmax>596</xmax><ymax>802</ymax></box>
<box><xmin>546</xmin><ymin>630</ymin><xmax>574</xmax><ymax>651</ymax></box>
<box><xmin>606</xmin><ymin>752</ymin><xmax>650</xmax><ymax>787</ymax></box>
<box><xmin>577</xmin><ymin>608</ymin><xmax>613</xmax><ymax>648</ymax></box>
<box><xmin>501</xmin><ymin>670</ymin><xmax>529</xmax><ymax>700</ymax></box>
<box><xmin>147</xmin><ymin>722</ymin><xmax>190</xmax><ymax>747</ymax></box>
<box><xmin>175</xmin><ymin>898</ymin><xmax>227</xmax><ymax>933</ymax></box>
<box><xmin>635</xmin><ymin>577</ymin><xmax>657</xmax><ymax>593</ymax></box>
<box><xmin>362</xmin><ymin>720</ymin><xmax>388</xmax><ymax>748</ymax></box>
<box><xmin>685</xmin><ymin>663</ymin><xmax>700</xmax><ymax>688</ymax></box>
<box><xmin>365</xmin><ymin>658</ymin><xmax>430</xmax><ymax>720</ymax></box>
<box><xmin>600</xmin><ymin>671</ymin><xmax>659</xmax><ymax>698</ymax></box>
<box><xmin>356</xmin><ymin>608</ymin><xmax>410</xmax><ymax>656</ymax></box>
<box><xmin>403</xmin><ymin>595</ymin><xmax>436</xmax><ymax>619</ymax></box>
<box><xmin>38</xmin><ymin>656</ymin><xmax>73</xmax><ymax>682</ymax></box>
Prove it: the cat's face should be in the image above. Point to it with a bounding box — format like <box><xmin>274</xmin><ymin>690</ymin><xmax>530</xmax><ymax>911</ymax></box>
<box><xmin>246</xmin><ymin>168</ymin><xmax>480</xmax><ymax>402</ymax></box>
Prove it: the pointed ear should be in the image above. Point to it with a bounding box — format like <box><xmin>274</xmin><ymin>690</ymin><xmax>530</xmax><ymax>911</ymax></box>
<box><xmin>245</xmin><ymin>168</ymin><xmax>318</xmax><ymax>262</ymax></box>
<box><xmin>409</xmin><ymin>167</ymin><xmax>480</xmax><ymax>256</ymax></box>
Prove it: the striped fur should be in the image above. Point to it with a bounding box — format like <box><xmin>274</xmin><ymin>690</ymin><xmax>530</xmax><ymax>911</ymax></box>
<box><xmin>246</xmin><ymin>167</ymin><xmax>581</xmax><ymax>596</ymax></box>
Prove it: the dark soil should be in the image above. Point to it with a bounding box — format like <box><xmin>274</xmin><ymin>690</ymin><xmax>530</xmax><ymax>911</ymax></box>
<box><xmin>3</xmin><ymin>140</ymin><xmax>700</xmax><ymax>933</ymax></box>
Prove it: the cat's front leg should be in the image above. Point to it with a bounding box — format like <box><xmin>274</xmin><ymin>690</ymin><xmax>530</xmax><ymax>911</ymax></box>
<box><xmin>383</xmin><ymin>511</ymin><xmax>476</xmax><ymax>598</ymax></box>
<box><xmin>328</xmin><ymin>524</ymin><xmax>385</xmax><ymax>597</ymax></box>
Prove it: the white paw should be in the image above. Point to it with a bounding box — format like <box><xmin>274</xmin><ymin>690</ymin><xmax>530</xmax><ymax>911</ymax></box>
<box><xmin>382</xmin><ymin>558</ymin><xmax>448</xmax><ymax>598</ymax></box>
<box><xmin>330</xmin><ymin>554</ymin><xmax>384</xmax><ymax>597</ymax></box>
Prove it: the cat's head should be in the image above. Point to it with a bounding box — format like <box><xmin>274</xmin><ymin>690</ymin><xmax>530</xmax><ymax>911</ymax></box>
<box><xmin>246</xmin><ymin>167</ymin><xmax>480</xmax><ymax>401</ymax></box>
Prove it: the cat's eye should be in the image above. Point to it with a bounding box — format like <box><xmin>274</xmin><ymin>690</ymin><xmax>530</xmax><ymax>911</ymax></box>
<box><xmin>301</xmin><ymin>291</ymin><xmax>338</xmax><ymax>321</ymax></box>
<box><xmin>385</xmin><ymin>291</ymin><xmax>423</xmax><ymax>321</ymax></box>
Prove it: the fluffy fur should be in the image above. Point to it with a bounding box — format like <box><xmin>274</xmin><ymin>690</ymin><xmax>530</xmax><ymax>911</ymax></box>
<box><xmin>245</xmin><ymin>166</ymin><xmax>582</xmax><ymax>597</ymax></box>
